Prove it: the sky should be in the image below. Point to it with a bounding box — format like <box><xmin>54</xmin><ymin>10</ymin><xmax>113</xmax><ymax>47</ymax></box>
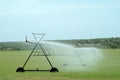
<box><xmin>0</xmin><ymin>0</ymin><xmax>120</xmax><ymax>41</ymax></box>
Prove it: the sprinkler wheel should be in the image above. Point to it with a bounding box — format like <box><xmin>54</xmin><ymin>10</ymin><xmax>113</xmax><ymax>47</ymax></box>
<box><xmin>50</xmin><ymin>67</ymin><xmax>59</xmax><ymax>72</ymax></box>
<box><xmin>16</xmin><ymin>67</ymin><xmax>25</xmax><ymax>72</ymax></box>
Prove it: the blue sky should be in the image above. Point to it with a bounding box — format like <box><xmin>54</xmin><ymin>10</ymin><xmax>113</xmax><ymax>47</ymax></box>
<box><xmin>0</xmin><ymin>0</ymin><xmax>120</xmax><ymax>41</ymax></box>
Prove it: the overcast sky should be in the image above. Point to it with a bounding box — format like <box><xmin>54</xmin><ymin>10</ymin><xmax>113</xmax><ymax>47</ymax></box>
<box><xmin>0</xmin><ymin>0</ymin><xmax>120</xmax><ymax>41</ymax></box>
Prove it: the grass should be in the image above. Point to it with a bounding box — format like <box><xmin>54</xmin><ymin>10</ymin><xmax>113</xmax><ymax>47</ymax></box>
<box><xmin>0</xmin><ymin>49</ymin><xmax>120</xmax><ymax>80</ymax></box>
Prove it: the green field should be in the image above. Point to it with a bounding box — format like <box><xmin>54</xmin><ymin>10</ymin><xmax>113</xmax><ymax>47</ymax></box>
<box><xmin>0</xmin><ymin>49</ymin><xmax>120</xmax><ymax>80</ymax></box>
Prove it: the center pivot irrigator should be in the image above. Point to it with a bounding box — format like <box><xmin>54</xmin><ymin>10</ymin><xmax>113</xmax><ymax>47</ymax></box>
<box><xmin>16</xmin><ymin>33</ymin><xmax>59</xmax><ymax>72</ymax></box>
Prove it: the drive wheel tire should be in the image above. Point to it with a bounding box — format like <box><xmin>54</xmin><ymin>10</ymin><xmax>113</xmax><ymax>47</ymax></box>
<box><xmin>16</xmin><ymin>67</ymin><xmax>25</xmax><ymax>72</ymax></box>
<box><xmin>50</xmin><ymin>67</ymin><xmax>59</xmax><ymax>72</ymax></box>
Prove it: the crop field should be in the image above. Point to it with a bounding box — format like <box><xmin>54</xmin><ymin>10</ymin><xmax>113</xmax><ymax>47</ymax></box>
<box><xmin>0</xmin><ymin>49</ymin><xmax>120</xmax><ymax>80</ymax></box>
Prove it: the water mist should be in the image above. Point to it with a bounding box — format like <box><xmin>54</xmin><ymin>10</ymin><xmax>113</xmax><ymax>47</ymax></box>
<box><xmin>39</xmin><ymin>41</ymin><xmax>102</xmax><ymax>71</ymax></box>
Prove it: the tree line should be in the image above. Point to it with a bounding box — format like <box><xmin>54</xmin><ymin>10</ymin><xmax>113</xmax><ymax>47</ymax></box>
<box><xmin>53</xmin><ymin>37</ymin><xmax>120</xmax><ymax>49</ymax></box>
<box><xmin>0</xmin><ymin>37</ymin><xmax>120</xmax><ymax>51</ymax></box>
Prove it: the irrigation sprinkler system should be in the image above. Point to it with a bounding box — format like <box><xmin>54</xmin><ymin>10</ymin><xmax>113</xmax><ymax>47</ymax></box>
<box><xmin>16</xmin><ymin>33</ymin><xmax>59</xmax><ymax>72</ymax></box>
